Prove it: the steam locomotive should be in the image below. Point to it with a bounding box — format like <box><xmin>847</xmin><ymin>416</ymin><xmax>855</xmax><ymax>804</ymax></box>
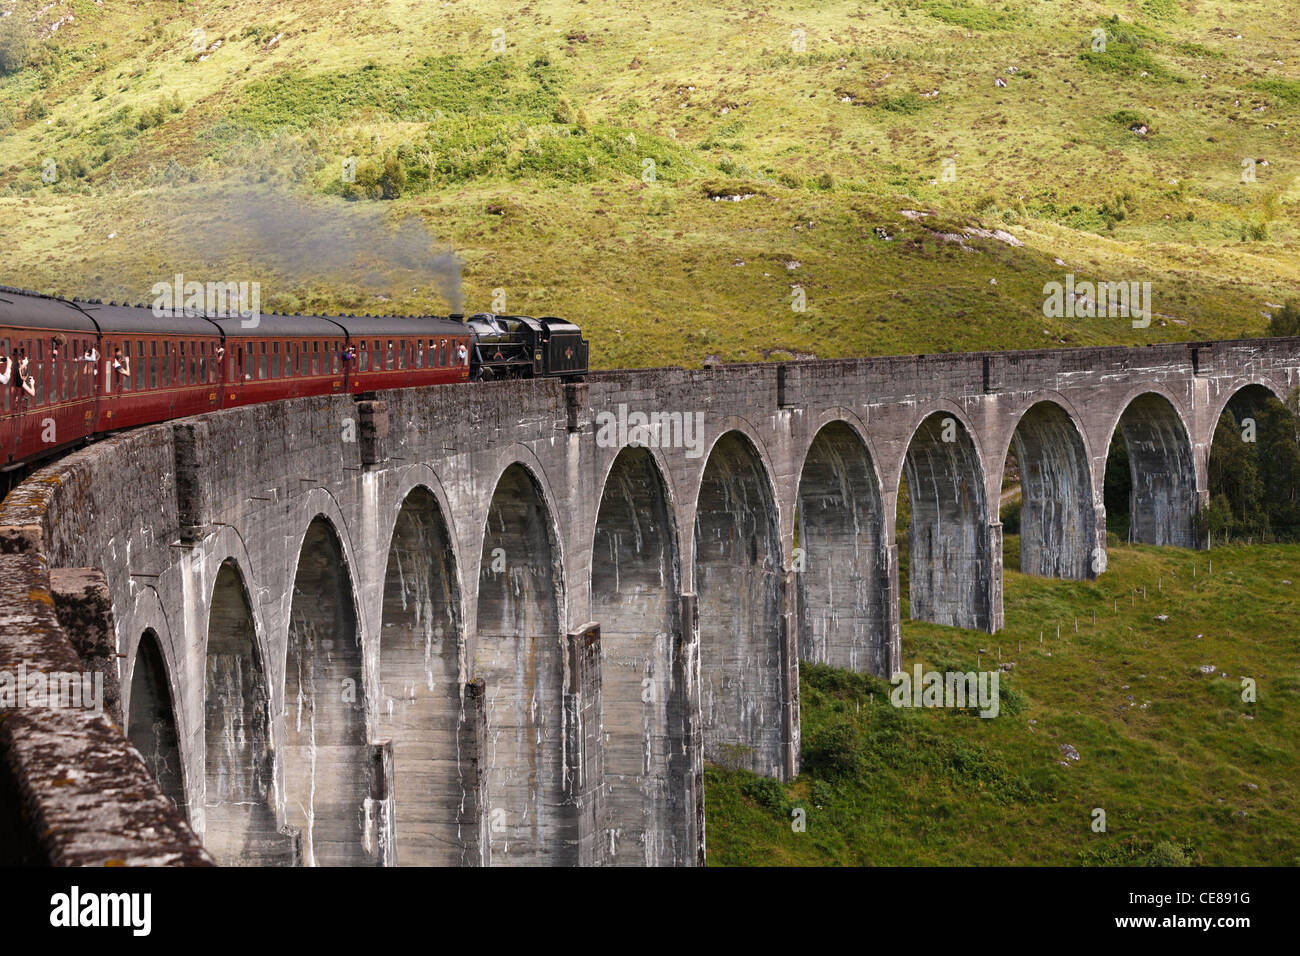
<box><xmin>0</xmin><ymin>286</ymin><xmax>588</xmax><ymax>480</ymax></box>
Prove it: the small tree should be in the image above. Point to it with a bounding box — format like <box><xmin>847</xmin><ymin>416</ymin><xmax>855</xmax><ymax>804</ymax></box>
<box><xmin>0</xmin><ymin>16</ymin><xmax>30</xmax><ymax>75</ymax></box>
<box><xmin>379</xmin><ymin>152</ymin><xmax>406</xmax><ymax>199</ymax></box>
<box><xmin>1267</xmin><ymin>301</ymin><xmax>1300</xmax><ymax>337</ymax></box>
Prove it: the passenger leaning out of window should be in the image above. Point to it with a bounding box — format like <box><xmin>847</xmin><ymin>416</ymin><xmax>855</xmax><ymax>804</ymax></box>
<box><xmin>18</xmin><ymin>355</ymin><xmax>36</xmax><ymax>398</ymax></box>
<box><xmin>112</xmin><ymin>348</ymin><xmax>131</xmax><ymax>381</ymax></box>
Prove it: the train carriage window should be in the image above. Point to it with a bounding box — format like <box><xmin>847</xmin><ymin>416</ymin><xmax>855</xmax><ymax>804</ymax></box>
<box><xmin>331</xmin><ymin>342</ymin><xmax>340</xmax><ymax>375</ymax></box>
<box><xmin>312</xmin><ymin>341</ymin><xmax>320</xmax><ymax>375</ymax></box>
<box><xmin>161</xmin><ymin>342</ymin><xmax>171</xmax><ymax>388</ymax></box>
<box><xmin>358</xmin><ymin>340</ymin><xmax>369</xmax><ymax>372</ymax></box>
<box><xmin>199</xmin><ymin>342</ymin><xmax>207</xmax><ymax>384</ymax></box>
<box><xmin>440</xmin><ymin>339</ymin><xmax>448</xmax><ymax>367</ymax></box>
<box><xmin>374</xmin><ymin>341</ymin><xmax>381</xmax><ymax>370</ymax></box>
<box><xmin>33</xmin><ymin>340</ymin><xmax>47</xmax><ymax>406</ymax></box>
<box><xmin>386</xmin><ymin>340</ymin><xmax>395</xmax><ymax>370</ymax></box>
<box><xmin>189</xmin><ymin>342</ymin><xmax>197</xmax><ymax>385</ymax></box>
<box><xmin>271</xmin><ymin>341</ymin><xmax>280</xmax><ymax>379</ymax></box>
<box><xmin>258</xmin><ymin>341</ymin><xmax>267</xmax><ymax>379</ymax></box>
<box><xmin>1</xmin><ymin>337</ymin><xmax>8</xmax><ymax>413</ymax></box>
<box><xmin>397</xmin><ymin>340</ymin><xmax>406</xmax><ymax>371</ymax></box>
<box><xmin>26</xmin><ymin>340</ymin><xmax>39</xmax><ymax>406</ymax></box>
<box><xmin>68</xmin><ymin>340</ymin><xmax>77</xmax><ymax>400</ymax></box>
<box><xmin>301</xmin><ymin>343</ymin><xmax>309</xmax><ymax>376</ymax></box>
<box><xmin>149</xmin><ymin>341</ymin><xmax>158</xmax><ymax>389</ymax></box>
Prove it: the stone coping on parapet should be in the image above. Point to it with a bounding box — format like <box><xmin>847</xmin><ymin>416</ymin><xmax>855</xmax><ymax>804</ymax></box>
<box><xmin>582</xmin><ymin>335</ymin><xmax>1300</xmax><ymax>378</ymax></box>
<box><xmin>0</xmin><ymin>440</ymin><xmax>212</xmax><ymax>867</ymax></box>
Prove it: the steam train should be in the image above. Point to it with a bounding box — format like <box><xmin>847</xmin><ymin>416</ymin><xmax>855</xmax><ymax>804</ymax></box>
<box><xmin>0</xmin><ymin>286</ymin><xmax>588</xmax><ymax>479</ymax></box>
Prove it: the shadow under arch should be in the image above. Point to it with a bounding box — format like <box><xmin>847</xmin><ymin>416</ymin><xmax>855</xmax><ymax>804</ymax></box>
<box><xmin>376</xmin><ymin>485</ymin><xmax>468</xmax><ymax>866</ymax></box>
<box><xmin>1004</xmin><ymin>400</ymin><xmax>1096</xmax><ymax>579</ymax></box>
<box><xmin>899</xmin><ymin>410</ymin><xmax>991</xmax><ymax>631</ymax></box>
<box><xmin>474</xmin><ymin>461</ymin><xmax>572</xmax><ymax>865</ymax></box>
<box><xmin>203</xmin><ymin>558</ymin><xmax>284</xmax><ymax>865</ymax></box>
<box><xmin>693</xmin><ymin>430</ymin><xmax>785</xmax><ymax>779</ymax></box>
<box><xmin>1104</xmin><ymin>393</ymin><xmax>1197</xmax><ymax>548</ymax></box>
<box><xmin>591</xmin><ymin>445</ymin><xmax>686</xmax><ymax>865</ymax></box>
<box><xmin>127</xmin><ymin>628</ymin><xmax>186</xmax><ymax>818</ymax></box>
<box><xmin>284</xmin><ymin>515</ymin><xmax>370</xmax><ymax>866</ymax></box>
<box><xmin>795</xmin><ymin>419</ymin><xmax>891</xmax><ymax>674</ymax></box>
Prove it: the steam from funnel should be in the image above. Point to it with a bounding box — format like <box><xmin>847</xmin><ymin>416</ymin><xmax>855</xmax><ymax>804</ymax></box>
<box><xmin>172</xmin><ymin>187</ymin><xmax>463</xmax><ymax>313</ymax></box>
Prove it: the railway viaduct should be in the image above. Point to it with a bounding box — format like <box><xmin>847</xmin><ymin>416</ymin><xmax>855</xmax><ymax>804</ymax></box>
<box><xmin>1</xmin><ymin>336</ymin><xmax>1297</xmax><ymax>866</ymax></box>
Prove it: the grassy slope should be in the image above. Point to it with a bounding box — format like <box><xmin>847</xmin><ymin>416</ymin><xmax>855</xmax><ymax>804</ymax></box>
<box><xmin>706</xmin><ymin>535</ymin><xmax>1300</xmax><ymax>866</ymax></box>
<box><xmin>0</xmin><ymin>0</ymin><xmax>1296</xmax><ymax>369</ymax></box>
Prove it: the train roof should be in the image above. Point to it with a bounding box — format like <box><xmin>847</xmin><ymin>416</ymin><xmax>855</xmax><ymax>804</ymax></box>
<box><xmin>1</xmin><ymin>287</ymin><xmax>471</xmax><ymax>340</ymax></box>
<box><xmin>0</xmin><ymin>287</ymin><xmax>98</xmax><ymax>333</ymax></box>
<box><xmin>73</xmin><ymin>300</ymin><xmax>224</xmax><ymax>335</ymax></box>
<box><xmin>329</xmin><ymin>314</ymin><xmax>468</xmax><ymax>339</ymax></box>
<box><xmin>207</xmin><ymin>313</ymin><xmax>347</xmax><ymax>338</ymax></box>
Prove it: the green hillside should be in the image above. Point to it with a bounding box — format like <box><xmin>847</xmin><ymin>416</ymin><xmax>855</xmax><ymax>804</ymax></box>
<box><xmin>706</xmin><ymin>536</ymin><xmax>1300</xmax><ymax>866</ymax></box>
<box><xmin>0</xmin><ymin>0</ymin><xmax>1297</xmax><ymax>368</ymax></box>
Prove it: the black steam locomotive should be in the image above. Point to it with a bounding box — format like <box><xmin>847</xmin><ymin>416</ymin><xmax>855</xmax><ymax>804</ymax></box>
<box><xmin>462</xmin><ymin>313</ymin><xmax>589</xmax><ymax>381</ymax></box>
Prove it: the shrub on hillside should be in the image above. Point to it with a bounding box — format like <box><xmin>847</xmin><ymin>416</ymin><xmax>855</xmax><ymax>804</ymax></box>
<box><xmin>801</xmin><ymin>715</ymin><xmax>868</xmax><ymax>779</ymax></box>
<box><xmin>1268</xmin><ymin>301</ymin><xmax>1300</xmax><ymax>337</ymax></box>
<box><xmin>0</xmin><ymin>16</ymin><xmax>30</xmax><ymax>75</ymax></box>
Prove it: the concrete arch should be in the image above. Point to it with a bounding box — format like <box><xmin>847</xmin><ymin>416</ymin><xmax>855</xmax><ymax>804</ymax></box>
<box><xmin>126</xmin><ymin>627</ymin><xmax>187</xmax><ymax>818</ymax></box>
<box><xmin>203</xmin><ymin>558</ymin><xmax>282</xmax><ymax>865</ymax></box>
<box><xmin>118</xmin><ymin>582</ymin><xmax>178</xmax><ymax>722</ymax></box>
<box><xmin>884</xmin><ymin>401</ymin><xmax>989</xmax><ymax>505</ymax></box>
<box><xmin>796</xmin><ymin>405</ymin><xmax>886</xmax><ymax>482</ymax></box>
<box><xmin>684</xmin><ymin>415</ymin><xmax>783</xmax><ymax>585</ymax></box>
<box><xmin>693</xmin><ymin>429</ymin><xmax>787</xmax><ymax>779</ymax></box>
<box><xmin>591</xmin><ymin>440</ymin><xmax>684</xmax><ymax>536</ymax></box>
<box><xmin>590</xmin><ymin>445</ymin><xmax>685</xmax><ymax>866</ymax></box>
<box><xmin>470</xmin><ymin>444</ymin><xmax>570</xmax><ymax>630</ymax></box>
<box><xmin>1105</xmin><ymin>392</ymin><xmax>1198</xmax><ymax>548</ymax></box>
<box><xmin>795</xmin><ymin>418</ymin><xmax>892</xmax><ymax>674</ymax></box>
<box><xmin>1003</xmin><ymin>400</ymin><xmax>1097</xmax><ymax>579</ymax></box>
<box><xmin>899</xmin><ymin>409</ymin><xmax>994</xmax><ymax>631</ymax></box>
<box><xmin>283</xmin><ymin>515</ymin><xmax>371</xmax><ymax>866</ymax></box>
<box><xmin>374</xmin><ymin>464</ymin><xmax>465</xmax><ymax>591</ymax></box>
<box><xmin>474</xmin><ymin>461</ymin><xmax>573</xmax><ymax>865</ymax></box>
<box><xmin>1206</xmin><ymin>379</ymin><xmax>1288</xmax><ymax>443</ymax></box>
<box><xmin>375</xmin><ymin>484</ymin><xmax>468</xmax><ymax>866</ymax></box>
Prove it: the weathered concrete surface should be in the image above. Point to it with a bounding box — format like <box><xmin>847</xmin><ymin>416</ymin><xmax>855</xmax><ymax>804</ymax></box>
<box><xmin>0</xmin><ymin>336</ymin><xmax>1296</xmax><ymax>865</ymax></box>
<box><xmin>0</xmin><ymin>552</ymin><xmax>210</xmax><ymax>866</ymax></box>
